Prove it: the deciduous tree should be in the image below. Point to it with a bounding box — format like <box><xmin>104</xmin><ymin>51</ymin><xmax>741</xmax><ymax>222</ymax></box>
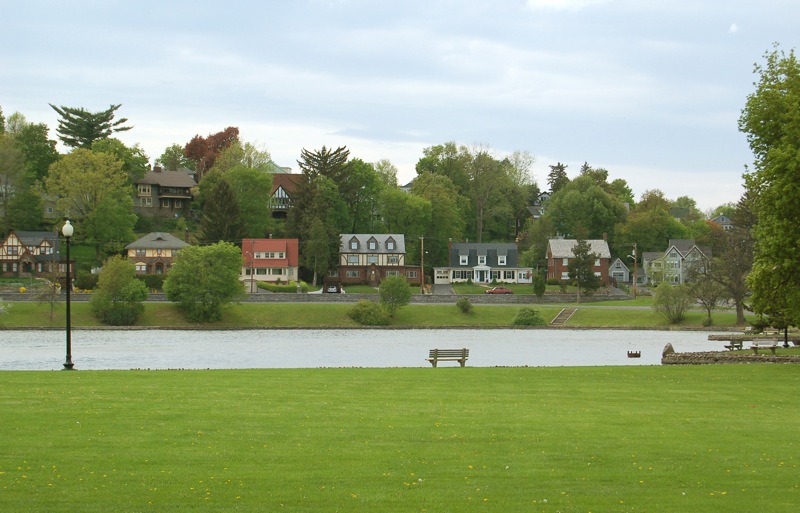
<box><xmin>379</xmin><ymin>274</ymin><xmax>412</xmax><ymax>317</ymax></box>
<box><xmin>89</xmin><ymin>255</ymin><xmax>148</xmax><ymax>325</ymax></box>
<box><xmin>739</xmin><ymin>44</ymin><xmax>800</xmax><ymax>324</ymax></box>
<box><xmin>163</xmin><ymin>242</ymin><xmax>245</xmax><ymax>322</ymax></box>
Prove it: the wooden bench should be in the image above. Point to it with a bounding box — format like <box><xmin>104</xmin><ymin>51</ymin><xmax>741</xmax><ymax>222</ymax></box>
<box><xmin>724</xmin><ymin>341</ymin><xmax>743</xmax><ymax>351</ymax></box>
<box><xmin>427</xmin><ymin>348</ymin><xmax>469</xmax><ymax>367</ymax></box>
<box><xmin>750</xmin><ymin>342</ymin><xmax>779</xmax><ymax>355</ymax></box>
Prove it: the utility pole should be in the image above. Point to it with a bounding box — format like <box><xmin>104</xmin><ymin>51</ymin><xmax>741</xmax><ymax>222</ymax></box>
<box><xmin>631</xmin><ymin>242</ymin><xmax>638</xmax><ymax>296</ymax></box>
<box><xmin>419</xmin><ymin>236</ymin><xmax>425</xmax><ymax>294</ymax></box>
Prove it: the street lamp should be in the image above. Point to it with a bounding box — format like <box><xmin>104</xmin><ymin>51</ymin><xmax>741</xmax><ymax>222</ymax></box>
<box><xmin>62</xmin><ymin>220</ymin><xmax>75</xmax><ymax>370</ymax></box>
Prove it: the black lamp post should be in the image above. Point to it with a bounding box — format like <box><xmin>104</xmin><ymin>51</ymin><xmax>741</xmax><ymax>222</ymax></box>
<box><xmin>62</xmin><ymin>220</ymin><xmax>75</xmax><ymax>370</ymax></box>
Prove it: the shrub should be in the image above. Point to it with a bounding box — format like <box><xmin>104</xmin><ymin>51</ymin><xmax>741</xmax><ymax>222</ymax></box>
<box><xmin>256</xmin><ymin>281</ymin><xmax>309</xmax><ymax>293</ymax></box>
<box><xmin>532</xmin><ymin>275</ymin><xmax>546</xmax><ymax>297</ymax></box>
<box><xmin>512</xmin><ymin>307</ymin><xmax>546</xmax><ymax>326</ymax></box>
<box><xmin>137</xmin><ymin>274</ymin><xmax>165</xmax><ymax>291</ymax></box>
<box><xmin>456</xmin><ymin>297</ymin><xmax>473</xmax><ymax>314</ymax></box>
<box><xmin>379</xmin><ymin>275</ymin><xmax>412</xmax><ymax>317</ymax></box>
<box><xmin>546</xmin><ymin>277</ymin><xmax>561</xmax><ymax>286</ymax></box>
<box><xmin>74</xmin><ymin>270</ymin><xmax>98</xmax><ymax>291</ymax></box>
<box><xmin>347</xmin><ymin>300</ymin><xmax>390</xmax><ymax>326</ymax></box>
<box><xmin>652</xmin><ymin>282</ymin><xmax>692</xmax><ymax>324</ymax></box>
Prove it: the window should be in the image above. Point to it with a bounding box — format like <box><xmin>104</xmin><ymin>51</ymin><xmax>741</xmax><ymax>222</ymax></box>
<box><xmin>406</xmin><ymin>270</ymin><xmax>417</xmax><ymax>278</ymax></box>
<box><xmin>459</xmin><ymin>255</ymin><xmax>469</xmax><ymax>265</ymax></box>
<box><xmin>561</xmin><ymin>271</ymin><xmax>570</xmax><ymax>280</ymax></box>
<box><xmin>138</xmin><ymin>184</ymin><xmax>151</xmax><ymax>195</ymax></box>
<box><xmin>368</xmin><ymin>239</ymin><xmax>377</xmax><ymax>250</ymax></box>
<box><xmin>135</xmin><ymin>249</ymin><xmax>146</xmax><ymax>257</ymax></box>
<box><xmin>161</xmin><ymin>199</ymin><xmax>170</xmax><ymax>208</ymax></box>
<box><xmin>386</xmin><ymin>239</ymin><xmax>395</xmax><ymax>250</ymax></box>
<box><xmin>349</xmin><ymin>240</ymin><xmax>359</xmax><ymax>250</ymax></box>
<box><xmin>140</xmin><ymin>197</ymin><xmax>152</xmax><ymax>207</ymax></box>
<box><xmin>594</xmin><ymin>259</ymin><xmax>601</xmax><ymax>267</ymax></box>
<box><xmin>498</xmin><ymin>255</ymin><xmax>507</xmax><ymax>266</ymax></box>
<box><xmin>256</xmin><ymin>268</ymin><xmax>268</xmax><ymax>275</ymax></box>
<box><xmin>478</xmin><ymin>255</ymin><xmax>486</xmax><ymax>265</ymax></box>
<box><xmin>504</xmin><ymin>271</ymin><xmax>515</xmax><ymax>280</ymax></box>
<box><xmin>491</xmin><ymin>271</ymin><xmax>500</xmax><ymax>280</ymax></box>
<box><xmin>347</xmin><ymin>255</ymin><xmax>359</xmax><ymax>264</ymax></box>
<box><xmin>135</xmin><ymin>263</ymin><xmax>147</xmax><ymax>273</ymax></box>
<box><xmin>388</xmin><ymin>256</ymin><xmax>399</xmax><ymax>264</ymax></box>
<box><xmin>386</xmin><ymin>270</ymin><xmax>400</xmax><ymax>277</ymax></box>
<box><xmin>157</xmin><ymin>249</ymin><xmax>164</xmax><ymax>256</ymax></box>
<box><xmin>171</xmin><ymin>249</ymin><xmax>178</xmax><ymax>257</ymax></box>
<box><xmin>175</xmin><ymin>200</ymin><xmax>182</xmax><ymax>208</ymax></box>
<box><xmin>346</xmin><ymin>270</ymin><xmax>360</xmax><ymax>278</ymax></box>
<box><xmin>562</xmin><ymin>258</ymin><xmax>569</xmax><ymax>265</ymax></box>
<box><xmin>367</xmin><ymin>255</ymin><xmax>378</xmax><ymax>264</ymax></box>
<box><xmin>8</xmin><ymin>246</ymin><xmax>18</xmax><ymax>255</ymax></box>
<box><xmin>271</xmin><ymin>268</ymin><xmax>283</xmax><ymax>275</ymax></box>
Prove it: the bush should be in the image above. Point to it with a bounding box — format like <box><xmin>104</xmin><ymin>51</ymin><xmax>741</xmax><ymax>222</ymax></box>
<box><xmin>74</xmin><ymin>270</ymin><xmax>98</xmax><ymax>291</ymax></box>
<box><xmin>512</xmin><ymin>307</ymin><xmax>546</xmax><ymax>326</ymax></box>
<box><xmin>652</xmin><ymin>282</ymin><xmax>692</xmax><ymax>324</ymax></box>
<box><xmin>546</xmin><ymin>277</ymin><xmax>561</xmax><ymax>286</ymax></box>
<box><xmin>456</xmin><ymin>297</ymin><xmax>473</xmax><ymax>314</ymax></box>
<box><xmin>347</xmin><ymin>300</ymin><xmax>390</xmax><ymax>326</ymax></box>
<box><xmin>256</xmin><ymin>281</ymin><xmax>309</xmax><ymax>293</ymax></box>
<box><xmin>532</xmin><ymin>275</ymin><xmax>546</xmax><ymax>297</ymax></box>
<box><xmin>137</xmin><ymin>274</ymin><xmax>165</xmax><ymax>291</ymax></box>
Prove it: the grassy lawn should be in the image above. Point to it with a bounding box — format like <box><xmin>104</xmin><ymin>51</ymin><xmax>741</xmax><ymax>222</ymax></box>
<box><xmin>1</xmin><ymin>366</ymin><xmax>797</xmax><ymax>512</ymax></box>
<box><xmin>1</xmin><ymin>300</ymin><xmax>754</xmax><ymax>329</ymax></box>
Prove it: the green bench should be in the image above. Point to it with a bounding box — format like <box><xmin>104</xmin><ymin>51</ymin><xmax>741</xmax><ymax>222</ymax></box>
<box><xmin>427</xmin><ymin>348</ymin><xmax>469</xmax><ymax>368</ymax></box>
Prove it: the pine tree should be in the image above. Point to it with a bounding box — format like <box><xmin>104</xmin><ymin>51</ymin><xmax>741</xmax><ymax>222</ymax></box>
<box><xmin>201</xmin><ymin>179</ymin><xmax>244</xmax><ymax>245</ymax></box>
<box><xmin>49</xmin><ymin>104</ymin><xmax>132</xmax><ymax>148</ymax></box>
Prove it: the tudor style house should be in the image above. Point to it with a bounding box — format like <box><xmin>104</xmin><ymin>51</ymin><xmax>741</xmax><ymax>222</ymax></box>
<box><xmin>125</xmin><ymin>232</ymin><xmax>189</xmax><ymax>275</ymax></box>
<box><xmin>0</xmin><ymin>230</ymin><xmax>72</xmax><ymax>279</ymax></box>
<box><xmin>433</xmin><ymin>242</ymin><xmax>533</xmax><ymax>285</ymax></box>
<box><xmin>546</xmin><ymin>239</ymin><xmax>612</xmax><ymax>285</ymax></box>
<box><xmin>241</xmin><ymin>238</ymin><xmax>299</xmax><ymax>290</ymax></box>
<box><xmin>642</xmin><ymin>239</ymin><xmax>711</xmax><ymax>285</ymax></box>
<box><xmin>333</xmin><ymin>234</ymin><xmax>420</xmax><ymax>287</ymax></box>
<box><xmin>268</xmin><ymin>173</ymin><xmax>302</xmax><ymax>220</ymax></box>
<box><xmin>134</xmin><ymin>166</ymin><xmax>196</xmax><ymax>218</ymax></box>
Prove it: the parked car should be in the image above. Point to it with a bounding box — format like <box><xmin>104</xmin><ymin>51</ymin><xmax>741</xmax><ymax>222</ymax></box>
<box><xmin>484</xmin><ymin>286</ymin><xmax>513</xmax><ymax>294</ymax></box>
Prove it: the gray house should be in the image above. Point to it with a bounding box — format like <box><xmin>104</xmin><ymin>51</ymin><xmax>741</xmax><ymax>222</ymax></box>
<box><xmin>433</xmin><ymin>242</ymin><xmax>533</xmax><ymax>285</ymax></box>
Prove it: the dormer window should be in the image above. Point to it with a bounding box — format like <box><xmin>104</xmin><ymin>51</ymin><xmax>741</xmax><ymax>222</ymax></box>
<box><xmin>459</xmin><ymin>254</ymin><xmax>469</xmax><ymax>265</ymax></box>
<box><xmin>349</xmin><ymin>237</ymin><xmax>359</xmax><ymax>250</ymax></box>
<box><xmin>368</xmin><ymin>237</ymin><xmax>378</xmax><ymax>250</ymax></box>
<box><xmin>386</xmin><ymin>238</ymin><xmax>395</xmax><ymax>251</ymax></box>
<box><xmin>478</xmin><ymin>255</ymin><xmax>486</xmax><ymax>265</ymax></box>
<box><xmin>498</xmin><ymin>255</ymin><xmax>507</xmax><ymax>266</ymax></box>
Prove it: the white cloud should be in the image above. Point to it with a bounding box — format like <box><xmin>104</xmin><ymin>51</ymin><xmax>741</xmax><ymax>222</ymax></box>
<box><xmin>729</xmin><ymin>23</ymin><xmax>739</xmax><ymax>34</ymax></box>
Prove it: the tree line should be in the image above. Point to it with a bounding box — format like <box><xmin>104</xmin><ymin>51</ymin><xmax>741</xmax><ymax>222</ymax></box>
<box><xmin>2</xmin><ymin>43</ymin><xmax>798</xmax><ymax>329</ymax></box>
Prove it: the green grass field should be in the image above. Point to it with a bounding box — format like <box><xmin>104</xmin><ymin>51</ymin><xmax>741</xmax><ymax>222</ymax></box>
<box><xmin>1</xmin><ymin>366</ymin><xmax>798</xmax><ymax>512</ymax></box>
<box><xmin>0</xmin><ymin>298</ymin><xmax>755</xmax><ymax>330</ymax></box>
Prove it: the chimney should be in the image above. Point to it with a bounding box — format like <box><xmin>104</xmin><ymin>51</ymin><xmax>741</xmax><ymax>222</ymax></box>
<box><xmin>602</xmin><ymin>232</ymin><xmax>608</xmax><ymax>241</ymax></box>
<box><xmin>154</xmin><ymin>166</ymin><xmax>162</xmax><ymax>173</ymax></box>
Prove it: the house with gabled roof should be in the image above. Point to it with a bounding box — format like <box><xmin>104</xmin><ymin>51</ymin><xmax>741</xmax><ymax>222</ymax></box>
<box><xmin>125</xmin><ymin>232</ymin><xmax>189</xmax><ymax>275</ymax></box>
<box><xmin>134</xmin><ymin>166</ymin><xmax>196</xmax><ymax>218</ymax></box>
<box><xmin>241</xmin><ymin>238</ymin><xmax>299</xmax><ymax>291</ymax></box>
<box><xmin>546</xmin><ymin>239</ymin><xmax>612</xmax><ymax>285</ymax></box>
<box><xmin>0</xmin><ymin>229</ymin><xmax>71</xmax><ymax>279</ymax></box>
<box><xmin>642</xmin><ymin>239</ymin><xmax>711</xmax><ymax>285</ymax></box>
<box><xmin>334</xmin><ymin>234</ymin><xmax>420</xmax><ymax>287</ymax></box>
<box><xmin>268</xmin><ymin>173</ymin><xmax>302</xmax><ymax>220</ymax></box>
<box><xmin>433</xmin><ymin>242</ymin><xmax>533</xmax><ymax>285</ymax></box>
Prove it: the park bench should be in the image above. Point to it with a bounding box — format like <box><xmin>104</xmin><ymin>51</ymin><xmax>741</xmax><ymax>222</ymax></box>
<box><xmin>427</xmin><ymin>348</ymin><xmax>469</xmax><ymax>367</ymax></box>
<box><xmin>750</xmin><ymin>341</ymin><xmax>779</xmax><ymax>355</ymax></box>
<box><xmin>724</xmin><ymin>341</ymin><xmax>743</xmax><ymax>351</ymax></box>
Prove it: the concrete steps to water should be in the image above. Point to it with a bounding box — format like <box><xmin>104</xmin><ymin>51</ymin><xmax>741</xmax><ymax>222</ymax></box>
<box><xmin>550</xmin><ymin>307</ymin><xmax>577</xmax><ymax>326</ymax></box>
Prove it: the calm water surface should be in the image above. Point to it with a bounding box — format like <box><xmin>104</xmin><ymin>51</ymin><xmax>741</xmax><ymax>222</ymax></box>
<box><xmin>0</xmin><ymin>329</ymin><xmax>725</xmax><ymax>370</ymax></box>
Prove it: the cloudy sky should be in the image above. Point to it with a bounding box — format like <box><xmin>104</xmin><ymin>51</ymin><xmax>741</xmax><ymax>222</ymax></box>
<box><xmin>3</xmin><ymin>0</ymin><xmax>798</xmax><ymax>211</ymax></box>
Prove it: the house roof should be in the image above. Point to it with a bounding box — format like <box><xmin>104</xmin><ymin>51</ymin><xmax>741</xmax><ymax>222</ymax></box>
<box><xmin>667</xmin><ymin>239</ymin><xmax>712</xmax><ymax>258</ymax></box>
<box><xmin>13</xmin><ymin>231</ymin><xmax>59</xmax><ymax>248</ymax></box>
<box><xmin>449</xmin><ymin>242</ymin><xmax>522</xmax><ymax>268</ymax></box>
<box><xmin>340</xmin><ymin>234</ymin><xmax>406</xmax><ymax>253</ymax></box>
<box><xmin>270</xmin><ymin>173</ymin><xmax>302</xmax><ymax>195</ymax></box>
<box><xmin>242</xmin><ymin>238</ymin><xmax>299</xmax><ymax>268</ymax></box>
<box><xmin>547</xmin><ymin>239</ymin><xmax>611</xmax><ymax>259</ymax></box>
<box><xmin>138</xmin><ymin>168</ymin><xmax>197</xmax><ymax>188</ymax></box>
<box><xmin>125</xmin><ymin>232</ymin><xmax>189</xmax><ymax>250</ymax></box>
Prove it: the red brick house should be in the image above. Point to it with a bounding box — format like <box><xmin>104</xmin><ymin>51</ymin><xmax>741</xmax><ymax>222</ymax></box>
<box><xmin>546</xmin><ymin>239</ymin><xmax>611</xmax><ymax>285</ymax></box>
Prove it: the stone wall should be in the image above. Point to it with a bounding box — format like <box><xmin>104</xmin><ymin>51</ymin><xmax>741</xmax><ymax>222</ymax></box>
<box><xmin>662</xmin><ymin>350</ymin><xmax>800</xmax><ymax>365</ymax></box>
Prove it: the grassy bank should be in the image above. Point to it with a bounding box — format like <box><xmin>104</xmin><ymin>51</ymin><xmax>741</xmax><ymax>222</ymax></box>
<box><xmin>1</xmin><ymin>366</ymin><xmax>797</xmax><ymax>512</ymax></box>
<box><xmin>1</xmin><ymin>298</ymin><xmax>752</xmax><ymax>330</ymax></box>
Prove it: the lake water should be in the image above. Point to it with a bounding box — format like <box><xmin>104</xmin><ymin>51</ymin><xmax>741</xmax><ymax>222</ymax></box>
<box><xmin>0</xmin><ymin>329</ymin><xmax>725</xmax><ymax>370</ymax></box>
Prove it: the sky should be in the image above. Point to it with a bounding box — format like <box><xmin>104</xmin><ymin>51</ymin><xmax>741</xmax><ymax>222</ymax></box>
<box><xmin>3</xmin><ymin>0</ymin><xmax>799</xmax><ymax>212</ymax></box>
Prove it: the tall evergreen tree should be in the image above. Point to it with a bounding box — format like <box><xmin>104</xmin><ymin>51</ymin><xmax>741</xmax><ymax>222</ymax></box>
<box><xmin>547</xmin><ymin>162</ymin><xmax>569</xmax><ymax>193</ymax></box>
<box><xmin>49</xmin><ymin>104</ymin><xmax>132</xmax><ymax>148</ymax></box>
<box><xmin>201</xmin><ymin>179</ymin><xmax>244</xmax><ymax>245</ymax></box>
<box><xmin>568</xmin><ymin>239</ymin><xmax>602</xmax><ymax>303</ymax></box>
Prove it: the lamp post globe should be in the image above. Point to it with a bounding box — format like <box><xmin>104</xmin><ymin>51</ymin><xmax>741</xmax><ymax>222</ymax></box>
<box><xmin>62</xmin><ymin>220</ymin><xmax>75</xmax><ymax>370</ymax></box>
